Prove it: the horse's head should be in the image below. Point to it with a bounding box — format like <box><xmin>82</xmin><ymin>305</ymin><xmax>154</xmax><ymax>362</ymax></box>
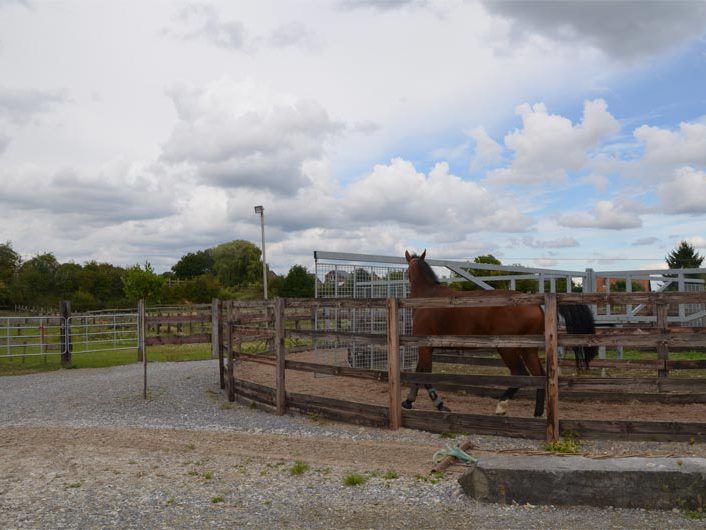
<box><xmin>405</xmin><ymin>249</ymin><xmax>438</xmax><ymax>294</ymax></box>
<box><xmin>405</xmin><ymin>249</ymin><xmax>426</xmax><ymax>264</ymax></box>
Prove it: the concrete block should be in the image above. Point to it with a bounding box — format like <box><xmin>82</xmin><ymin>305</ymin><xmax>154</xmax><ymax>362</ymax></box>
<box><xmin>458</xmin><ymin>456</ymin><xmax>706</xmax><ymax>510</ymax></box>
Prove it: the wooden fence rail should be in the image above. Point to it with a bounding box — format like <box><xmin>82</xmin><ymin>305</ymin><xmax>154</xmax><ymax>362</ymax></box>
<box><xmin>219</xmin><ymin>292</ymin><xmax>706</xmax><ymax>442</ymax></box>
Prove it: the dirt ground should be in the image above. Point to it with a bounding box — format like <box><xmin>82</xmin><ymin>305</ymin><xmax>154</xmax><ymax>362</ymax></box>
<box><xmin>0</xmin><ymin>425</ymin><xmax>443</xmax><ymax>477</ymax></box>
<box><xmin>236</xmin><ymin>351</ymin><xmax>706</xmax><ymax>423</ymax></box>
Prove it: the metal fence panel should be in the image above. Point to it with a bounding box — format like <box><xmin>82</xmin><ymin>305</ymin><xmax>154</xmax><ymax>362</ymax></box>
<box><xmin>0</xmin><ymin>316</ymin><xmax>65</xmax><ymax>359</ymax></box>
<box><xmin>67</xmin><ymin>313</ymin><xmax>138</xmax><ymax>354</ymax></box>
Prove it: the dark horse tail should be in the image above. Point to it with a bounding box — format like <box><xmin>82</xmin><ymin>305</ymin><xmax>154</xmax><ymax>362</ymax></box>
<box><xmin>558</xmin><ymin>304</ymin><xmax>598</xmax><ymax>370</ymax></box>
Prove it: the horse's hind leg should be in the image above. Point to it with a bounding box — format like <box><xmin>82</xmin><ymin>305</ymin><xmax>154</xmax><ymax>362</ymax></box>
<box><xmin>495</xmin><ymin>349</ymin><xmax>528</xmax><ymax>416</ymax></box>
<box><xmin>521</xmin><ymin>348</ymin><xmax>546</xmax><ymax>417</ymax></box>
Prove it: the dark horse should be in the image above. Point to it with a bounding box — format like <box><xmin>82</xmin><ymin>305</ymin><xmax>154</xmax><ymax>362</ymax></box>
<box><xmin>402</xmin><ymin>250</ymin><xmax>597</xmax><ymax>417</ymax></box>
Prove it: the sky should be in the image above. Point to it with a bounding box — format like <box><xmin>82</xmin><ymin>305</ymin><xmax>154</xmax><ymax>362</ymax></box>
<box><xmin>1</xmin><ymin>0</ymin><xmax>706</xmax><ymax>275</ymax></box>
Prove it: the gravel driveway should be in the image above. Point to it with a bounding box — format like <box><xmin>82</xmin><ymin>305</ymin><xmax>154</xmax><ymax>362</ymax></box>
<box><xmin>1</xmin><ymin>360</ymin><xmax>704</xmax><ymax>529</ymax></box>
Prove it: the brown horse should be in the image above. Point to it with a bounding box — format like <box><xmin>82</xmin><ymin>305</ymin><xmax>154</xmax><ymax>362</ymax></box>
<box><xmin>403</xmin><ymin>250</ymin><xmax>597</xmax><ymax>416</ymax></box>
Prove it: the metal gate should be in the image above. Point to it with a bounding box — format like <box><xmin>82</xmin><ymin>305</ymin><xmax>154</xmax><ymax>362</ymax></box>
<box><xmin>1</xmin><ymin>312</ymin><xmax>138</xmax><ymax>360</ymax></box>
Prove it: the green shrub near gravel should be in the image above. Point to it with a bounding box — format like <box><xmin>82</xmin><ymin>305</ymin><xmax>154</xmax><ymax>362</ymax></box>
<box><xmin>343</xmin><ymin>473</ymin><xmax>369</xmax><ymax>486</ymax></box>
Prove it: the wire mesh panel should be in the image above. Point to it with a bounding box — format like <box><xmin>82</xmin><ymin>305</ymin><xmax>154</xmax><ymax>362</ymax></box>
<box><xmin>684</xmin><ymin>282</ymin><xmax>706</xmax><ymax>327</ymax></box>
<box><xmin>314</xmin><ymin>262</ymin><xmax>418</xmax><ymax>371</ymax></box>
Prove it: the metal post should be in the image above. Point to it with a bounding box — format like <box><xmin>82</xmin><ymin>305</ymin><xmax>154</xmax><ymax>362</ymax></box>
<box><xmin>254</xmin><ymin>205</ymin><xmax>268</xmax><ymax>300</ymax></box>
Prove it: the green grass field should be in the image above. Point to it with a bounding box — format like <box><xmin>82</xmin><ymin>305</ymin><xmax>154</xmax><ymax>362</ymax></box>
<box><xmin>0</xmin><ymin>343</ymin><xmax>214</xmax><ymax>376</ymax></box>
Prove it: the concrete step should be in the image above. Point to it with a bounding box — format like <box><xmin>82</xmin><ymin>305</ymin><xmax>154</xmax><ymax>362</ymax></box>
<box><xmin>459</xmin><ymin>456</ymin><xmax>706</xmax><ymax>510</ymax></box>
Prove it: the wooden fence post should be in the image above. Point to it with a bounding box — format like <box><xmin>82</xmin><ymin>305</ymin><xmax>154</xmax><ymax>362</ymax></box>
<box><xmin>138</xmin><ymin>300</ymin><xmax>147</xmax><ymax>399</ymax></box>
<box><xmin>655</xmin><ymin>299</ymin><xmax>669</xmax><ymax>379</ymax></box>
<box><xmin>214</xmin><ymin>299</ymin><xmax>225</xmax><ymax>389</ymax></box>
<box><xmin>137</xmin><ymin>299</ymin><xmax>145</xmax><ymax>363</ymax></box>
<box><xmin>387</xmin><ymin>298</ymin><xmax>402</xmax><ymax>430</ymax></box>
<box><xmin>211</xmin><ymin>298</ymin><xmax>221</xmax><ymax>360</ymax></box>
<box><xmin>544</xmin><ymin>293</ymin><xmax>559</xmax><ymax>442</ymax></box>
<box><xmin>226</xmin><ymin>302</ymin><xmax>235</xmax><ymax>402</ymax></box>
<box><xmin>274</xmin><ymin>298</ymin><xmax>286</xmax><ymax>416</ymax></box>
<box><xmin>59</xmin><ymin>300</ymin><xmax>72</xmax><ymax>367</ymax></box>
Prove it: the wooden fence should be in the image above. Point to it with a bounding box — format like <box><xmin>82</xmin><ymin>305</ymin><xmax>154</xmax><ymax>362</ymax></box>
<box><xmin>219</xmin><ymin>292</ymin><xmax>706</xmax><ymax>442</ymax></box>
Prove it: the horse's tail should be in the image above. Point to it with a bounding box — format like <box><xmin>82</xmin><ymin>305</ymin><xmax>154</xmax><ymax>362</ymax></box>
<box><xmin>558</xmin><ymin>304</ymin><xmax>598</xmax><ymax>370</ymax></box>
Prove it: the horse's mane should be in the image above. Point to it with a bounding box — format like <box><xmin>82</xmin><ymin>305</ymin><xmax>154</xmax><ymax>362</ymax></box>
<box><xmin>410</xmin><ymin>253</ymin><xmax>441</xmax><ymax>285</ymax></box>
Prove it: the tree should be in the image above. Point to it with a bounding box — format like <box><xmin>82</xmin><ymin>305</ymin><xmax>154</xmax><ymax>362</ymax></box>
<box><xmin>122</xmin><ymin>262</ymin><xmax>165</xmax><ymax>302</ymax></box>
<box><xmin>0</xmin><ymin>241</ymin><xmax>20</xmax><ymax>284</ymax></box>
<box><xmin>211</xmin><ymin>240</ymin><xmax>262</xmax><ymax>288</ymax></box>
<box><xmin>666</xmin><ymin>241</ymin><xmax>704</xmax><ymax>270</ymax></box>
<box><xmin>278</xmin><ymin>265</ymin><xmax>315</xmax><ymax>298</ymax></box>
<box><xmin>172</xmin><ymin>249</ymin><xmax>215</xmax><ymax>279</ymax></box>
<box><xmin>0</xmin><ymin>242</ymin><xmax>21</xmax><ymax>305</ymax></box>
<box><xmin>15</xmin><ymin>253</ymin><xmax>61</xmax><ymax>304</ymax></box>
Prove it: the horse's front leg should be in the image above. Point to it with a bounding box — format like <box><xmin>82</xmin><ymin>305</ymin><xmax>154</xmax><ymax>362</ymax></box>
<box><xmin>402</xmin><ymin>347</ymin><xmax>450</xmax><ymax>412</ymax></box>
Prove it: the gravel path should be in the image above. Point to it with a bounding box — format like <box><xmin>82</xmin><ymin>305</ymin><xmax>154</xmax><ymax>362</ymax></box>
<box><xmin>1</xmin><ymin>360</ymin><xmax>704</xmax><ymax>529</ymax></box>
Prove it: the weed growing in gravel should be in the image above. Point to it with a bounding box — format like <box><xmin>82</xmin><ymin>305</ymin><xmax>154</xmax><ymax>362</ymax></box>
<box><xmin>542</xmin><ymin>431</ymin><xmax>582</xmax><ymax>454</ymax></box>
<box><xmin>289</xmin><ymin>461</ymin><xmax>310</xmax><ymax>476</ymax></box>
<box><xmin>66</xmin><ymin>482</ymin><xmax>82</xmax><ymax>489</ymax></box>
<box><xmin>203</xmin><ymin>471</ymin><xmax>214</xmax><ymax>480</ymax></box>
<box><xmin>220</xmin><ymin>403</ymin><xmax>233</xmax><ymax>410</ymax></box>
<box><xmin>684</xmin><ymin>511</ymin><xmax>704</xmax><ymax>520</ymax></box>
<box><xmin>185</xmin><ymin>444</ymin><xmax>195</xmax><ymax>450</ymax></box>
<box><xmin>211</xmin><ymin>496</ymin><xmax>225</xmax><ymax>504</ymax></box>
<box><xmin>128</xmin><ymin>460</ymin><xmax>137</xmax><ymax>465</ymax></box>
<box><xmin>383</xmin><ymin>471</ymin><xmax>399</xmax><ymax>480</ymax></box>
<box><xmin>166</xmin><ymin>498</ymin><xmax>175</xmax><ymax>506</ymax></box>
<box><xmin>343</xmin><ymin>473</ymin><xmax>369</xmax><ymax>486</ymax></box>
<box><xmin>440</xmin><ymin>431</ymin><xmax>468</xmax><ymax>439</ymax></box>
<box><xmin>188</xmin><ymin>470</ymin><xmax>199</xmax><ymax>477</ymax></box>
<box><xmin>415</xmin><ymin>472</ymin><xmax>443</xmax><ymax>484</ymax></box>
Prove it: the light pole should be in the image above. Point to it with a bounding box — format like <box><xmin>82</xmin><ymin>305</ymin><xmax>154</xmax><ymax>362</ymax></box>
<box><xmin>254</xmin><ymin>205</ymin><xmax>268</xmax><ymax>299</ymax></box>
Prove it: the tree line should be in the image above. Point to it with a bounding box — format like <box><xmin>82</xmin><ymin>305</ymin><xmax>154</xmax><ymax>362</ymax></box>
<box><xmin>0</xmin><ymin>239</ymin><xmax>315</xmax><ymax>311</ymax></box>
<box><xmin>1</xmin><ymin>240</ymin><xmax>702</xmax><ymax>312</ymax></box>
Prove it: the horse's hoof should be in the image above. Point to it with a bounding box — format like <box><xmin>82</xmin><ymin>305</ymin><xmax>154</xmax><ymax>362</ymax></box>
<box><xmin>494</xmin><ymin>400</ymin><xmax>509</xmax><ymax>416</ymax></box>
<box><xmin>401</xmin><ymin>400</ymin><xmax>413</xmax><ymax>409</ymax></box>
<box><xmin>437</xmin><ymin>404</ymin><xmax>451</xmax><ymax>412</ymax></box>
<box><xmin>534</xmin><ymin>412</ymin><xmax>544</xmax><ymax>418</ymax></box>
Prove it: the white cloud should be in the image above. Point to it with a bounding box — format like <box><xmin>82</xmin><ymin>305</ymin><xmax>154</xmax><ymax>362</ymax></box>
<box><xmin>161</xmin><ymin>79</ymin><xmax>343</xmax><ymax>195</ymax></box>
<box><xmin>481</xmin><ymin>0</ymin><xmax>706</xmax><ymax>62</ymax></box>
<box><xmin>0</xmin><ymin>161</ymin><xmax>178</xmax><ymax>227</ymax></box>
<box><xmin>630</xmin><ymin>122</ymin><xmax>706</xmax><ymax>179</ymax></box>
<box><xmin>557</xmin><ymin>200</ymin><xmax>642</xmax><ymax>230</ymax></box>
<box><xmin>686</xmin><ymin>236</ymin><xmax>706</xmax><ymax>249</ymax></box>
<box><xmin>0</xmin><ymin>87</ymin><xmax>67</xmax><ymax>125</ymax></box>
<box><xmin>467</xmin><ymin>126</ymin><xmax>502</xmax><ymax>168</ymax></box>
<box><xmin>658</xmin><ymin>167</ymin><xmax>706</xmax><ymax>214</ymax></box>
<box><xmin>344</xmin><ymin>158</ymin><xmax>531</xmax><ymax>232</ymax></box>
<box><xmin>632</xmin><ymin>237</ymin><xmax>659</xmax><ymax>246</ymax></box>
<box><xmin>486</xmin><ymin>99</ymin><xmax>620</xmax><ymax>185</ymax></box>
<box><xmin>0</xmin><ymin>132</ymin><xmax>9</xmax><ymax>154</ymax></box>
<box><xmin>513</xmin><ymin>236</ymin><xmax>579</xmax><ymax>249</ymax></box>
<box><xmin>170</xmin><ymin>4</ymin><xmax>247</xmax><ymax>51</ymax></box>
<box><xmin>580</xmin><ymin>174</ymin><xmax>609</xmax><ymax>193</ymax></box>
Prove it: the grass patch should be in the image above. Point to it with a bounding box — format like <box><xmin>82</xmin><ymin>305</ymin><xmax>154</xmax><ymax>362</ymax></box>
<box><xmin>440</xmin><ymin>431</ymin><xmax>468</xmax><ymax>439</ymax></box>
<box><xmin>203</xmin><ymin>471</ymin><xmax>214</xmax><ymax>480</ymax></box>
<box><xmin>542</xmin><ymin>430</ymin><xmax>582</xmax><ymax>454</ymax></box>
<box><xmin>289</xmin><ymin>461</ymin><xmax>310</xmax><ymax>476</ymax></box>
<box><xmin>0</xmin><ymin>342</ymin><xmax>214</xmax><ymax>376</ymax></box>
<box><xmin>415</xmin><ymin>472</ymin><xmax>443</xmax><ymax>484</ymax></box>
<box><xmin>684</xmin><ymin>511</ymin><xmax>704</xmax><ymax>520</ymax></box>
<box><xmin>211</xmin><ymin>496</ymin><xmax>225</xmax><ymax>504</ymax></box>
<box><xmin>382</xmin><ymin>471</ymin><xmax>399</xmax><ymax>480</ymax></box>
<box><xmin>343</xmin><ymin>473</ymin><xmax>369</xmax><ymax>486</ymax></box>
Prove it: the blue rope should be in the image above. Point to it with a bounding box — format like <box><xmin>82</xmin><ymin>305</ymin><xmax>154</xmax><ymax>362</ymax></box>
<box><xmin>432</xmin><ymin>445</ymin><xmax>477</xmax><ymax>465</ymax></box>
